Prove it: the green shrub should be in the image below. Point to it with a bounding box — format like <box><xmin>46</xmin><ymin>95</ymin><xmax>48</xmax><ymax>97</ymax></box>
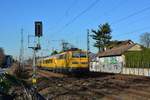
<box><xmin>124</xmin><ymin>48</ymin><xmax>150</xmax><ymax>68</ymax></box>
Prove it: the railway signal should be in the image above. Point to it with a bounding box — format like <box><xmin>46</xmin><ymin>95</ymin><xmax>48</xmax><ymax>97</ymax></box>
<box><xmin>28</xmin><ymin>21</ymin><xmax>43</xmax><ymax>99</ymax></box>
<box><xmin>35</xmin><ymin>21</ymin><xmax>43</xmax><ymax>37</ymax></box>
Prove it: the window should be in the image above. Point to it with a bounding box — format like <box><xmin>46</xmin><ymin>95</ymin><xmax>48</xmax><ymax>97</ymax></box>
<box><xmin>80</xmin><ymin>53</ymin><xmax>87</xmax><ymax>58</ymax></box>
<box><xmin>59</xmin><ymin>55</ymin><xmax>64</xmax><ymax>59</ymax></box>
<box><xmin>58</xmin><ymin>54</ymin><xmax>66</xmax><ymax>59</ymax></box>
<box><xmin>72</xmin><ymin>52</ymin><xmax>80</xmax><ymax>58</ymax></box>
<box><xmin>43</xmin><ymin>59</ymin><xmax>53</xmax><ymax>64</ymax></box>
<box><xmin>72</xmin><ymin>52</ymin><xmax>87</xmax><ymax>58</ymax></box>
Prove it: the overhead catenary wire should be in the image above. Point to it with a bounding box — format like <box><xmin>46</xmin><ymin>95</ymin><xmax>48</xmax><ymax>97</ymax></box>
<box><xmin>107</xmin><ymin>4</ymin><xmax>150</xmax><ymax>41</ymax></box>
<box><xmin>102</xmin><ymin>0</ymin><xmax>125</xmax><ymax>19</ymax></box>
<box><xmin>47</xmin><ymin>0</ymin><xmax>77</xmax><ymax>28</ymax></box>
<box><xmin>45</xmin><ymin>0</ymin><xmax>78</xmax><ymax>33</ymax></box>
<box><xmin>113</xmin><ymin>26</ymin><xmax>150</xmax><ymax>38</ymax></box>
<box><xmin>89</xmin><ymin>0</ymin><xmax>124</xmax><ymax>29</ymax></box>
<box><xmin>55</xmin><ymin>0</ymin><xmax>78</xmax><ymax>25</ymax></box>
<box><xmin>56</xmin><ymin>0</ymin><xmax>100</xmax><ymax>33</ymax></box>
<box><xmin>65</xmin><ymin>0</ymin><xmax>78</xmax><ymax>16</ymax></box>
<box><xmin>64</xmin><ymin>0</ymin><xmax>100</xmax><ymax>27</ymax></box>
<box><xmin>111</xmin><ymin>5</ymin><xmax>150</xmax><ymax>25</ymax></box>
<box><xmin>48</xmin><ymin>1</ymin><xmax>150</xmax><ymax>51</ymax></box>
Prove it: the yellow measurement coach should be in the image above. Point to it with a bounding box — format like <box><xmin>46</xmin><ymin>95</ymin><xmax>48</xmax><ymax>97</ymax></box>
<box><xmin>37</xmin><ymin>49</ymin><xmax>89</xmax><ymax>73</ymax></box>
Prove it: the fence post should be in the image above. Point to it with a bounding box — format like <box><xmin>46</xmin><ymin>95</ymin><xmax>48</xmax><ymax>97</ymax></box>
<box><xmin>138</xmin><ymin>68</ymin><xmax>139</xmax><ymax>76</ymax></box>
<box><xmin>148</xmin><ymin>68</ymin><xmax>149</xmax><ymax>76</ymax></box>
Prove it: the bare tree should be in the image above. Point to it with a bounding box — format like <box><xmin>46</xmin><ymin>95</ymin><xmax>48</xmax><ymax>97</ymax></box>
<box><xmin>140</xmin><ymin>32</ymin><xmax>150</xmax><ymax>48</ymax></box>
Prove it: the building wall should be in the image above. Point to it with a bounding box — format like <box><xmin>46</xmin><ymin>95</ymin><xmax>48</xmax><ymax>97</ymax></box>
<box><xmin>90</xmin><ymin>56</ymin><xmax>124</xmax><ymax>73</ymax></box>
<box><xmin>90</xmin><ymin>55</ymin><xmax>150</xmax><ymax>77</ymax></box>
<box><xmin>128</xmin><ymin>44</ymin><xmax>142</xmax><ymax>51</ymax></box>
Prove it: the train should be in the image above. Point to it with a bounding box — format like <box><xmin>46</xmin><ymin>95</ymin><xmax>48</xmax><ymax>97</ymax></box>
<box><xmin>37</xmin><ymin>48</ymin><xmax>89</xmax><ymax>73</ymax></box>
<box><xmin>1</xmin><ymin>55</ymin><xmax>13</xmax><ymax>68</ymax></box>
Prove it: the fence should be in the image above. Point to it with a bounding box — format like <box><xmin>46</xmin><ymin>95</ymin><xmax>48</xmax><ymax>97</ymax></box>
<box><xmin>122</xmin><ymin>67</ymin><xmax>150</xmax><ymax>76</ymax></box>
<box><xmin>90</xmin><ymin>61</ymin><xmax>150</xmax><ymax>77</ymax></box>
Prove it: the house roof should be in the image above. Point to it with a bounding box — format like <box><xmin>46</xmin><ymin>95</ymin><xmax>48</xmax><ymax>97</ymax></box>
<box><xmin>107</xmin><ymin>39</ymin><xmax>134</xmax><ymax>49</ymax></box>
<box><xmin>97</xmin><ymin>43</ymin><xmax>135</xmax><ymax>57</ymax></box>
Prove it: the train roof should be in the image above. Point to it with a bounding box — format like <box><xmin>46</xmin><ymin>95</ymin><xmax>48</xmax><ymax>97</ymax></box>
<box><xmin>38</xmin><ymin>53</ymin><xmax>64</xmax><ymax>60</ymax></box>
<box><xmin>37</xmin><ymin>49</ymin><xmax>87</xmax><ymax>60</ymax></box>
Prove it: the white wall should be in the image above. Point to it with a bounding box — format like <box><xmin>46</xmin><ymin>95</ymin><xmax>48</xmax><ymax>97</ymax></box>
<box><xmin>90</xmin><ymin>56</ymin><xmax>124</xmax><ymax>73</ymax></box>
<box><xmin>122</xmin><ymin>68</ymin><xmax>150</xmax><ymax>76</ymax></box>
<box><xmin>90</xmin><ymin>56</ymin><xmax>150</xmax><ymax>77</ymax></box>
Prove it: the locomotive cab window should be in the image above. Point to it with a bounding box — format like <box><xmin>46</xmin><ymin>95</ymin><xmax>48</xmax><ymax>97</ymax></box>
<box><xmin>58</xmin><ymin>54</ymin><xmax>66</xmax><ymax>59</ymax></box>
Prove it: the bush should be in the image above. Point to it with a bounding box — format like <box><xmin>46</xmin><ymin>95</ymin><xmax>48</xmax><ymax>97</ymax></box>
<box><xmin>14</xmin><ymin>64</ymin><xmax>30</xmax><ymax>79</ymax></box>
<box><xmin>0</xmin><ymin>74</ymin><xmax>11</xmax><ymax>93</ymax></box>
<box><xmin>124</xmin><ymin>48</ymin><xmax>150</xmax><ymax>68</ymax></box>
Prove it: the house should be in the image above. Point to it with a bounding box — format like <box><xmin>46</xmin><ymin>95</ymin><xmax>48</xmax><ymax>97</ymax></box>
<box><xmin>90</xmin><ymin>40</ymin><xmax>142</xmax><ymax>73</ymax></box>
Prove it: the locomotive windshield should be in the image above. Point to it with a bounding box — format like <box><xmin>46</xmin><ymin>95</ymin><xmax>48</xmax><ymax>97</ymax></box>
<box><xmin>72</xmin><ymin>52</ymin><xmax>87</xmax><ymax>58</ymax></box>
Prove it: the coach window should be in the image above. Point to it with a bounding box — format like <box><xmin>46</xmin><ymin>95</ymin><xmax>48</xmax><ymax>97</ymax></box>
<box><xmin>49</xmin><ymin>59</ymin><xmax>53</xmax><ymax>63</ymax></box>
<box><xmin>57</xmin><ymin>54</ymin><xmax>67</xmax><ymax>59</ymax></box>
<box><xmin>45</xmin><ymin>59</ymin><xmax>51</xmax><ymax>64</ymax></box>
<box><xmin>72</xmin><ymin>52</ymin><xmax>80</xmax><ymax>58</ymax></box>
<box><xmin>80</xmin><ymin>52</ymin><xmax>87</xmax><ymax>58</ymax></box>
<box><xmin>43</xmin><ymin>60</ymin><xmax>45</xmax><ymax>64</ymax></box>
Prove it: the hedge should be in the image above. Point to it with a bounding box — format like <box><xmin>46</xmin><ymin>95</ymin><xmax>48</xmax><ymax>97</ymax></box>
<box><xmin>124</xmin><ymin>48</ymin><xmax>150</xmax><ymax>68</ymax></box>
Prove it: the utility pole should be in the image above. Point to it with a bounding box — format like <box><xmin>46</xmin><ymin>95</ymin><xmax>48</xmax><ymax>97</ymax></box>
<box><xmin>87</xmin><ymin>29</ymin><xmax>90</xmax><ymax>67</ymax></box>
<box><xmin>61</xmin><ymin>40</ymin><xmax>69</xmax><ymax>51</ymax></box>
<box><xmin>19</xmin><ymin>28</ymin><xmax>24</xmax><ymax>71</ymax></box>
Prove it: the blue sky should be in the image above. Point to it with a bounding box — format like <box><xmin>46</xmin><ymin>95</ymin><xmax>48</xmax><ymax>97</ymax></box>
<box><xmin>0</xmin><ymin>0</ymin><xmax>150</xmax><ymax>58</ymax></box>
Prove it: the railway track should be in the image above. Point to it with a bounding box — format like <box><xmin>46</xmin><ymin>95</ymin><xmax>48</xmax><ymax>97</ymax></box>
<box><xmin>38</xmin><ymin>69</ymin><xmax>67</xmax><ymax>78</ymax></box>
<box><xmin>37</xmin><ymin>69</ymin><xmax>150</xmax><ymax>100</ymax></box>
<box><xmin>38</xmin><ymin>68</ymin><xmax>114</xmax><ymax>78</ymax></box>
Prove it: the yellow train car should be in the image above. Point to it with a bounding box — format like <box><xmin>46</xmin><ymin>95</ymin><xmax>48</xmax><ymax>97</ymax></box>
<box><xmin>37</xmin><ymin>49</ymin><xmax>89</xmax><ymax>73</ymax></box>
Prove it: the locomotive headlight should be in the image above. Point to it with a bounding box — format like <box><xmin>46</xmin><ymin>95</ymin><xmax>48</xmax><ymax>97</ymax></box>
<box><xmin>72</xmin><ymin>62</ymin><xmax>78</xmax><ymax>64</ymax></box>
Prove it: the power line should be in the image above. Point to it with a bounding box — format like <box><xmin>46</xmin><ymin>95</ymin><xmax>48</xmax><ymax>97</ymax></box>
<box><xmin>57</xmin><ymin>0</ymin><xmax>100</xmax><ymax>33</ymax></box>
<box><xmin>65</xmin><ymin>0</ymin><xmax>78</xmax><ymax>16</ymax></box>
<box><xmin>88</xmin><ymin>0</ymin><xmax>123</xmax><ymax>29</ymax></box>
<box><xmin>121</xmin><ymin>14</ymin><xmax>150</xmax><ymax>27</ymax></box>
<box><xmin>65</xmin><ymin>0</ymin><xmax>100</xmax><ymax>26</ymax></box>
<box><xmin>56</xmin><ymin>0</ymin><xmax>78</xmax><ymax>24</ymax></box>
<box><xmin>109</xmin><ymin>4</ymin><xmax>150</xmax><ymax>40</ymax></box>
<box><xmin>103</xmin><ymin>0</ymin><xmax>124</xmax><ymax>18</ymax></box>
<box><xmin>111</xmin><ymin>5</ymin><xmax>150</xmax><ymax>25</ymax></box>
<box><xmin>113</xmin><ymin>26</ymin><xmax>150</xmax><ymax>38</ymax></box>
<box><xmin>47</xmin><ymin>0</ymin><xmax>78</xmax><ymax>31</ymax></box>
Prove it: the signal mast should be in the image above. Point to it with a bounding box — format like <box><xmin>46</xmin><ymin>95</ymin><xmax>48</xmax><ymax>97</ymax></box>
<box><xmin>28</xmin><ymin>21</ymin><xmax>43</xmax><ymax>99</ymax></box>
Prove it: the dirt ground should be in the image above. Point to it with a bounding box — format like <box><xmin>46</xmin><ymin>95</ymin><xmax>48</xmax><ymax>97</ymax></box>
<box><xmin>36</xmin><ymin>69</ymin><xmax>150</xmax><ymax>100</ymax></box>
